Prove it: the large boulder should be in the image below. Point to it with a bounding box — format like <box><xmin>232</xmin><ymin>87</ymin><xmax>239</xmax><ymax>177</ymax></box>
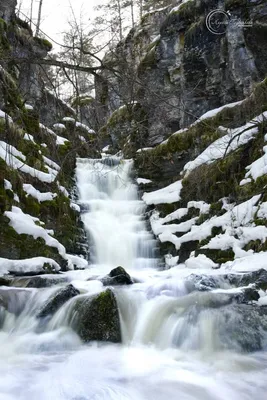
<box><xmin>101</xmin><ymin>266</ymin><xmax>133</xmax><ymax>286</ymax></box>
<box><xmin>226</xmin><ymin>269</ymin><xmax>267</xmax><ymax>291</ymax></box>
<box><xmin>234</xmin><ymin>288</ymin><xmax>260</xmax><ymax>304</ymax></box>
<box><xmin>219</xmin><ymin>304</ymin><xmax>267</xmax><ymax>352</ymax></box>
<box><xmin>37</xmin><ymin>284</ymin><xmax>80</xmax><ymax>318</ymax></box>
<box><xmin>72</xmin><ymin>289</ymin><xmax>121</xmax><ymax>343</ymax></box>
<box><xmin>172</xmin><ymin>295</ymin><xmax>267</xmax><ymax>352</ymax></box>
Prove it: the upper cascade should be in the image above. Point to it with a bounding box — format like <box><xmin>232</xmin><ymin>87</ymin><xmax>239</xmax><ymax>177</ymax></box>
<box><xmin>76</xmin><ymin>157</ymin><xmax>158</xmax><ymax>271</ymax></box>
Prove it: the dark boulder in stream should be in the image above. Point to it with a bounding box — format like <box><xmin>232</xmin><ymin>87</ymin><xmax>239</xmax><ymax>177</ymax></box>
<box><xmin>101</xmin><ymin>266</ymin><xmax>133</xmax><ymax>286</ymax></box>
<box><xmin>226</xmin><ymin>269</ymin><xmax>267</xmax><ymax>291</ymax></box>
<box><xmin>37</xmin><ymin>284</ymin><xmax>80</xmax><ymax>318</ymax></box>
<box><xmin>72</xmin><ymin>289</ymin><xmax>121</xmax><ymax>343</ymax></box>
<box><xmin>219</xmin><ymin>304</ymin><xmax>267</xmax><ymax>352</ymax></box>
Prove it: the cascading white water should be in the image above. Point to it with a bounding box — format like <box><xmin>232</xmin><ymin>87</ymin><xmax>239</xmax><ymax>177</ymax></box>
<box><xmin>76</xmin><ymin>157</ymin><xmax>158</xmax><ymax>271</ymax></box>
<box><xmin>0</xmin><ymin>156</ymin><xmax>267</xmax><ymax>400</ymax></box>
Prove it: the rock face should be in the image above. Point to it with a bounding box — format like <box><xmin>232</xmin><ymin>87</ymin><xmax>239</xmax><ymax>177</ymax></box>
<box><xmin>0</xmin><ymin>4</ymin><xmax>93</xmax><ymax>270</ymax></box>
<box><xmin>219</xmin><ymin>304</ymin><xmax>267</xmax><ymax>352</ymax></box>
<box><xmin>101</xmin><ymin>266</ymin><xmax>133</xmax><ymax>286</ymax></box>
<box><xmin>37</xmin><ymin>284</ymin><xmax>80</xmax><ymax>318</ymax></box>
<box><xmin>72</xmin><ymin>289</ymin><xmax>122</xmax><ymax>343</ymax></box>
<box><xmin>96</xmin><ymin>0</ymin><xmax>267</xmax><ymax>149</ymax></box>
<box><xmin>227</xmin><ymin>269</ymin><xmax>267</xmax><ymax>291</ymax></box>
<box><xmin>0</xmin><ymin>0</ymin><xmax>16</xmax><ymax>21</ymax></box>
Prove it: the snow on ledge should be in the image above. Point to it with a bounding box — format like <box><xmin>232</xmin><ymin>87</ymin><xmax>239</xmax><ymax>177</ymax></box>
<box><xmin>223</xmin><ymin>252</ymin><xmax>267</xmax><ymax>273</ymax></box>
<box><xmin>137</xmin><ymin>178</ymin><xmax>152</xmax><ymax>185</ymax></box>
<box><xmin>183</xmin><ymin>112</ymin><xmax>267</xmax><ymax>176</ymax></box>
<box><xmin>23</xmin><ymin>184</ymin><xmax>57</xmax><ymax>203</ymax></box>
<box><xmin>0</xmin><ymin>256</ymin><xmax>60</xmax><ymax>275</ymax></box>
<box><xmin>4</xmin><ymin>206</ymin><xmax>66</xmax><ymax>257</ymax></box>
<box><xmin>185</xmin><ymin>254</ymin><xmax>219</xmax><ymax>270</ymax></box>
<box><xmin>143</xmin><ymin>180</ymin><xmax>183</xmax><ymax>205</ymax></box>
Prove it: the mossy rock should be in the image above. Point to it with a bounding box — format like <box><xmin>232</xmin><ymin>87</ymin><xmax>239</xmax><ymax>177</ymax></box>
<box><xmin>195</xmin><ymin>248</ymin><xmax>235</xmax><ymax>264</ymax></box>
<box><xmin>0</xmin><ymin>215</ymin><xmax>64</xmax><ymax>268</ymax></box>
<box><xmin>33</xmin><ymin>36</ymin><xmax>52</xmax><ymax>51</ymax></box>
<box><xmin>37</xmin><ymin>284</ymin><xmax>80</xmax><ymax>318</ymax></box>
<box><xmin>71</xmin><ymin>95</ymin><xmax>95</xmax><ymax>108</ymax></box>
<box><xmin>71</xmin><ymin>289</ymin><xmax>122</xmax><ymax>343</ymax></box>
<box><xmin>244</xmin><ymin>239</ymin><xmax>267</xmax><ymax>253</ymax></box>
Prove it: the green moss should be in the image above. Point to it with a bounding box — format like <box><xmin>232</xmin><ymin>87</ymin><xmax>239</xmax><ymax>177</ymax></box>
<box><xmin>0</xmin><ymin>18</ymin><xmax>10</xmax><ymax>52</ymax></box>
<box><xmin>14</xmin><ymin>16</ymin><xmax>33</xmax><ymax>34</ymax></box>
<box><xmin>244</xmin><ymin>239</ymin><xmax>267</xmax><ymax>253</ymax></box>
<box><xmin>33</xmin><ymin>36</ymin><xmax>53</xmax><ymax>51</ymax></box>
<box><xmin>180</xmin><ymin>117</ymin><xmax>267</xmax><ymax>205</ymax></box>
<box><xmin>156</xmin><ymin>202</ymin><xmax>181</xmax><ymax>216</ymax></box>
<box><xmin>137</xmin><ymin>47</ymin><xmax>157</xmax><ymax>74</ymax></box>
<box><xmin>20</xmin><ymin>109</ymin><xmax>40</xmax><ymax>135</ymax></box>
<box><xmin>57</xmin><ymin>141</ymin><xmax>72</xmax><ymax>157</ymax></box>
<box><xmin>0</xmin><ymin>215</ymin><xmax>63</xmax><ymax>265</ymax></box>
<box><xmin>0</xmin><ymin>18</ymin><xmax>7</xmax><ymax>30</ymax></box>
<box><xmin>71</xmin><ymin>95</ymin><xmax>94</xmax><ymax>107</ymax></box>
<box><xmin>195</xmin><ymin>248</ymin><xmax>235</xmax><ymax>264</ymax></box>
<box><xmin>107</xmin><ymin>103</ymin><xmax>143</xmax><ymax>129</ymax></box>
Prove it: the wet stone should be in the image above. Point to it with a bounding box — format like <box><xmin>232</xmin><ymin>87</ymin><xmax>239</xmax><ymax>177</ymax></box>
<box><xmin>37</xmin><ymin>284</ymin><xmax>80</xmax><ymax>318</ymax></box>
<box><xmin>72</xmin><ymin>289</ymin><xmax>121</xmax><ymax>343</ymax></box>
<box><xmin>100</xmin><ymin>266</ymin><xmax>133</xmax><ymax>286</ymax></box>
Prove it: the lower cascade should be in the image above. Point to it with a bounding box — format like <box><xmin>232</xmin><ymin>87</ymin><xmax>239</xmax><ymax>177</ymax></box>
<box><xmin>0</xmin><ymin>157</ymin><xmax>267</xmax><ymax>400</ymax></box>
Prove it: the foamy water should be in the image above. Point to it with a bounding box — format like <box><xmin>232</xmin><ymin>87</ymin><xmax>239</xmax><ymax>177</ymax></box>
<box><xmin>0</xmin><ymin>157</ymin><xmax>267</xmax><ymax>400</ymax></box>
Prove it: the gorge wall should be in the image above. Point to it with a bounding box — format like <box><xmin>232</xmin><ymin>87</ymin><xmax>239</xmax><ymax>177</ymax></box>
<box><xmin>96</xmin><ymin>0</ymin><xmax>267</xmax><ymax>148</ymax></box>
<box><xmin>0</xmin><ymin>0</ymin><xmax>98</xmax><ymax>274</ymax></box>
<box><xmin>95</xmin><ymin>0</ymin><xmax>267</xmax><ymax>269</ymax></box>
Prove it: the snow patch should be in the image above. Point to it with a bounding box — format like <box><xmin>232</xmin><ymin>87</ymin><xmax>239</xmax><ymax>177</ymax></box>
<box><xmin>0</xmin><ymin>256</ymin><xmax>60</xmax><ymax>275</ymax></box>
<box><xmin>143</xmin><ymin>180</ymin><xmax>183</xmax><ymax>205</ymax></box>
<box><xmin>4</xmin><ymin>207</ymin><xmax>66</xmax><ymax>257</ymax></box>
<box><xmin>23</xmin><ymin>184</ymin><xmax>57</xmax><ymax>203</ymax></box>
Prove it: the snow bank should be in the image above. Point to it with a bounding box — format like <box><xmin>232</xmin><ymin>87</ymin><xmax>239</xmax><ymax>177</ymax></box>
<box><xmin>43</xmin><ymin>156</ymin><xmax>60</xmax><ymax>171</ymax></box>
<box><xmin>0</xmin><ymin>256</ymin><xmax>60</xmax><ymax>275</ymax></box>
<box><xmin>23</xmin><ymin>184</ymin><xmax>57</xmax><ymax>203</ymax></box>
<box><xmin>185</xmin><ymin>254</ymin><xmax>219</xmax><ymax>270</ymax></box>
<box><xmin>244</xmin><ymin>145</ymin><xmax>267</xmax><ymax>182</ymax></box>
<box><xmin>0</xmin><ymin>141</ymin><xmax>26</xmax><ymax>161</ymax></box>
<box><xmin>53</xmin><ymin>123</ymin><xmax>66</xmax><ymax>131</ymax></box>
<box><xmin>4</xmin><ymin>207</ymin><xmax>66</xmax><ymax>257</ymax></box>
<box><xmin>66</xmin><ymin>254</ymin><xmax>88</xmax><ymax>270</ymax></box>
<box><xmin>143</xmin><ymin>180</ymin><xmax>183</xmax><ymax>205</ymax></box>
<box><xmin>183</xmin><ymin>112</ymin><xmax>267</xmax><ymax>175</ymax></box>
<box><xmin>223</xmin><ymin>252</ymin><xmax>267</xmax><ymax>273</ymax></box>
<box><xmin>0</xmin><ymin>141</ymin><xmax>56</xmax><ymax>183</ymax></box>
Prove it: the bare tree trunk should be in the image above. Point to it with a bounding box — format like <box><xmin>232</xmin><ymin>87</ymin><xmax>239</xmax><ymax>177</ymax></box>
<box><xmin>36</xmin><ymin>0</ymin><xmax>43</xmax><ymax>36</ymax></box>
<box><xmin>30</xmin><ymin>0</ymin><xmax>34</xmax><ymax>29</ymax></box>
<box><xmin>139</xmin><ymin>0</ymin><xmax>143</xmax><ymax>20</ymax></box>
<box><xmin>131</xmin><ymin>0</ymin><xmax>135</xmax><ymax>28</ymax></box>
<box><xmin>116</xmin><ymin>0</ymin><xmax>123</xmax><ymax>42</ymax></box>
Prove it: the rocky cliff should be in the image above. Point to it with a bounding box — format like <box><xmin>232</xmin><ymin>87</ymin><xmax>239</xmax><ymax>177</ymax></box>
<box><xmin>95</xmin><ymin>0</ymin><xmax>267</xmax><ymax>269</ymax></box>
<box><xmin>0</xmin><ymin>0</ymin><xmax>98</xmax><ymax>274</ymax></box>
<box><xmin>96</xmin><ymin>0</ymin><xmax>267</xmax><ymax>149</ymax></box>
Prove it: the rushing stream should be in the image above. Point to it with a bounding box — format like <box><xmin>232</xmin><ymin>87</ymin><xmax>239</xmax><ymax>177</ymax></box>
<box><xmin>0</xmin><ymin>157</ymin><xmax>267</xmax><ymax>400</ymax></box>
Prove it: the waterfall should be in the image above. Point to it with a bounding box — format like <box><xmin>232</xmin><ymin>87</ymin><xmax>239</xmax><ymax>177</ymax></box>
<box><xmin>0</xmin><ymin>156</ymin><xmax>267</xmax><ymax>400</ymax></box>
<box><xmin>75</xmin><ymin>157</ymin><xmax>158</xmax><ymax>271</ymax></box>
